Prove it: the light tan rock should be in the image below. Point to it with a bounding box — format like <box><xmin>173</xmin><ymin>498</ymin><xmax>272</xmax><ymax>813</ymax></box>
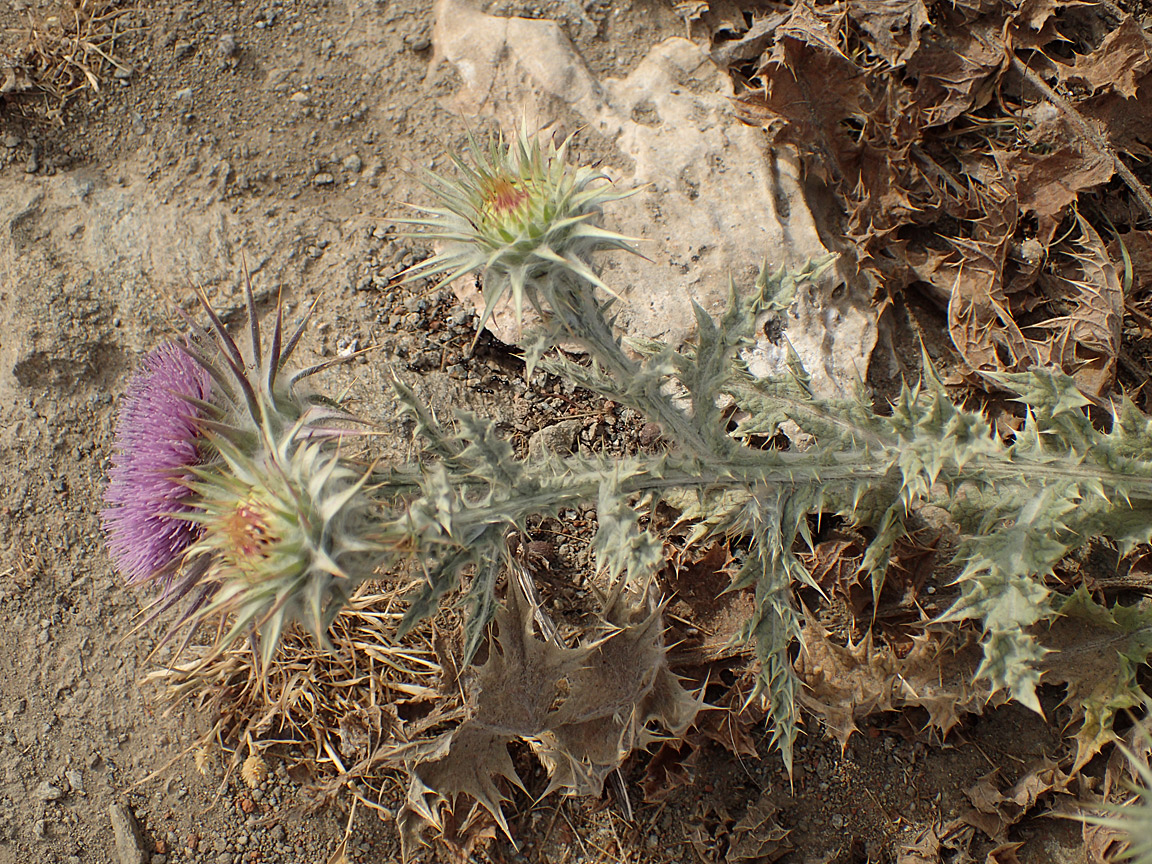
<box><xmin>430</xmin><ymin>0</ymin><xmax>875</xmax><ymax>396</ymax></box>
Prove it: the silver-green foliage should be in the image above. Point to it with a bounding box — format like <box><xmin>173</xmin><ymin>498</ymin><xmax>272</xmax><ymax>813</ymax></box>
<box><xmin>383</xmin><ymin>130</ymin><xmax>1152</xmax><ymax>772</ymax></box>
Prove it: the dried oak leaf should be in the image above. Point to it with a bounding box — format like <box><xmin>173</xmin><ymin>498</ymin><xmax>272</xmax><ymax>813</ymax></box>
<box><xmin>392</xmin><ymin>580</ymin><xmax>703</xmax><ymax>855</ymax></box>
<box><xmin>795</xmin><ymin>622</ymin><xmax>994</xmax><ymax>749</ymax></box>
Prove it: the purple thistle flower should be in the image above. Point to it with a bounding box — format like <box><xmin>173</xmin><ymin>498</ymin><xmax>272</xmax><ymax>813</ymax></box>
<box><xmin>103</xmin><ymin>341</ymin><xmax>211</xmax><ymax>588</ymax></box>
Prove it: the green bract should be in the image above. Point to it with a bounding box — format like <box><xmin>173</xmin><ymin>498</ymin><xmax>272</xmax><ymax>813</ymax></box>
<box><xmin>399</xmin><ymin>128</ymin><xmax>638</xmax><ymax>342</ymax></box>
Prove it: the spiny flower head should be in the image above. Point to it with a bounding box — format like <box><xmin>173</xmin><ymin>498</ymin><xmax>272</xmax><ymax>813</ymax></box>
<box><xmin>102</xmin><ymin>272</ymin><xmax>382</xmax><ymax>665</ymax></box>
<box><xmin>175</xmin><ymin>276</ymin><xmax>383</xmax><ymax>666</ymax></box>
<box><xmin>400</xmin><ymin>127</ymin><xmax>638</xmax><ymax>340</ymax></box>
<box><xmin>185</xmin><ymin>426</ymin><xmax>381</xmax><ymax>668</ymax></box>
<box><xmin>103</xmin><ymin>341</ymin><xmax>211</xmax><ymax>590</ymax></box>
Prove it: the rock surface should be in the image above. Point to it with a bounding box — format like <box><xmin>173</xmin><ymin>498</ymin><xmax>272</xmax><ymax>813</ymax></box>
<box><xmin>430</xmin><ymin>0</ymin><xmax>876</xmax><ymax>395</ymax></box>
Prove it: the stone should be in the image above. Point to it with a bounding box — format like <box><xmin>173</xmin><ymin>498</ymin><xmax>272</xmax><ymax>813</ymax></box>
<box><xmin>217</xmin><ymin>33</ymin><xmax>237</xmax><ymax>59</ymax></box>
<box><xmin>109</xmin><ymin>802</ymin><xmax>148</xmax><ymax>864</ymax></box>
<box><xmin>528</xmin><ymin>418</ymin><xmax>584</xmax><ymax>459</ymax></box>
<box><xmin>341</xmin><ymin>153</ymin><xmax>363</xmax><ymax>173</ymax></box>
<box><xmin>430</xmin><ymin>0</ymin><xmax>875</xmax><ymax>396</ymax></box>
<box><xmin>312</xmin><ymin>173</ymin><xmax>335</xmax><ymax>187</ymax></box>
<box><xmin>34</xmin><ymin>781</ymin><xmax>63</xmax><ymax>801</ymax></box>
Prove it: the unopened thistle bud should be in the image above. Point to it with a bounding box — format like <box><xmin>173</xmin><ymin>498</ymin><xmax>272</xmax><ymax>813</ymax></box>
<box><xmin>401</xmin><ymin>127</ymin><xmax>638</xmax><ymax>339</ymax></box>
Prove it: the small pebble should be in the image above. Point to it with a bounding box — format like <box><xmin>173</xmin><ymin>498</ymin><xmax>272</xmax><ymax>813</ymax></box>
<box><xmin>313</xmin><ymin>173</ymin><xmax>335</xmax><ymax>187</ymax></box>
<box><xmin>217</xmin><ymin>33</ymin><xmax>237</xmax><ymax>58</ymax></box>
<box><xmin>35</xmin><ymin>781</ymin><xmax>63</xmax><ymax>801</ymax></box>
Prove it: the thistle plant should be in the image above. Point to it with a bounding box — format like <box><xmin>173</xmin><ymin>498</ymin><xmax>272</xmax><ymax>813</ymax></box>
<box><xmin>106</xmin><ymin>127</ymin><xmax>1152</xmax><ymax>850</ymax></box>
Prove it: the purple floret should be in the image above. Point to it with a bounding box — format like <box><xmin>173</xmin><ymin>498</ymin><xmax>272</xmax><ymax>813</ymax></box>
<box><xmin>102</xmin><ymin>341</ymin><xmax>211</xmax><ymax>587</ymax></box>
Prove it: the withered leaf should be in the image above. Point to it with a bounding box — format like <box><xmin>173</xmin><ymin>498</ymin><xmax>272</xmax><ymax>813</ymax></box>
<box><xmin>960</xmin><ymin>758</ymin><xmax>1069</xmax><ymax>840</ymax></box>
<box><xmin>642</xmin><ymin>740</ymin><xmax>700</xmax><ymax>803</ymax></box>
<box><xmin>1028</xmin><ymin>218</ymin><xmax>1123</xmax><ymax>397</ymax></box>
<box><xmin>903</xmin><ymin>13</ymin><xmax>1007</xmax><ymax>127</ymax></box>
<box><xmin>391</xmin><ymin>579</ymin><xmax>703</xmax><ymax>854</ymax></box>
<box><xmin>847</xmin><ymin>0</ymin><xmax>929</xmax><ymax>67</ymax></box>
<box><xmin>728</xmin><ymin>792</ymin><xmax>792</xmax><ymax>863</ymax></box>
<box><xmin>945</xmin><ymin>234</ymin><xmax>1033</xmax><ymax>373</ymax></box>
<box><xmin>795</xmin><ymin>623</ymin><xmax>993</xmax><ymax>749</ymax></box>
<box><xmin>1010</xmin><ymin>135</ymin><xmax>1114</xmax><ymax>221</ymax></box>
<box><xmin>1056</xmin><ymin>17</ymin><xmax>1152</xmax><ymax>100</ymax></box>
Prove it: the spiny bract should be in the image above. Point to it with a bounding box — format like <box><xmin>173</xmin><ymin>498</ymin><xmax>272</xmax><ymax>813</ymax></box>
<box><xmin>399</xmin><ymin>127</ymin><xmax>637</xmax><ymax>340</ymax></box>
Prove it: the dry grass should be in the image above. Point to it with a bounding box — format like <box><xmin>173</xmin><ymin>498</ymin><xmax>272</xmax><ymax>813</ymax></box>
<box><xmin>1</xmin><ymin>0</ymin><xmax>138</xmax><ymax>121</ymax></box>
<box><xmin>147</xmin><ymin>581</ymin><xmax>448</xmax><ymax>816</ymax></box>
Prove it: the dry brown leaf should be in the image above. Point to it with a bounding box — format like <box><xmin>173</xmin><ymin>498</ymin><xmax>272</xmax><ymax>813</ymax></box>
<box><xmin>727</xmin><ymin>793</ymin><xmax>792</xmax><ymax>863</ymax></box>
<box><xmin>960</xmin><ymin>758</ymin><xmax>1069</xmax><ymax>840</ymax></box>
<box><xmin>1028</xmin><ymin>218</ymin><xmax>1123</xmax><ymax>396</ymax></box>
<box><xmin>1056</xmin><ymin>17</ymin><xmax>1152</xmax><ymax>99</ymax></box>
<box><xmin>794</xmin><ymin>623</ymin><xmax>993</xmax><ymax>749</ymax></box>
<box><xmin>985</xmin><ymin>841</ymin><xmax>1025</xmax><ymax>864</ymax></box>
<box><xmin>1010</xmin><ymin>133</ymin><xmax>1115</xmax><ymax>220</ymax></box>
<box><xmin>903</xmin><ymin>12</ymin><xmax>1008</xmax><ymax>127</ymax></box>
<box><xmin>946</xmin><ymin>233</ymin><xmax>1033</xmax><ymax>373</ymax></box>
<box><xmin>848</xmin><ymin>0</ymin><xmax>930</xmax><ymax>67</ymax></box>
<box><xmin>391</xmin><ymin>579</ymin><xmax>703</xmax><ymax>854</ymax></box>
<box><xmin>642</xmin><ymin>740</ymin><xmax>700</xmax><ymax>803</ymax></box>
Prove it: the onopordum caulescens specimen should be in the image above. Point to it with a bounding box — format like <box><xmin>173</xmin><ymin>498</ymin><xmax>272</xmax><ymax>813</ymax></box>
<box><xmin>104</xmin><ymin>129</ymin><xmax>1152</xmax><ymax>793</ymax></box>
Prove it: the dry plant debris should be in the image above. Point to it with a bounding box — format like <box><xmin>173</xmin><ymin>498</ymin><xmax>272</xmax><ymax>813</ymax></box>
<box><xmin>148</xmin><ymin>584</ymin><xmax>444</xmax><ymax>806</ymax></box>
<box><xmin>1</xmin><ymin>0</ymin><xmax>135</xmax><ymax>121</ymax></box>
<box><xmin>717</xmin><ymin>0</ymin><xmax>1152</xmax><ymax>396</ymax></box>
<box><xmin>385</xmin><ymin>578</ymin><xmax>702</xmax><ymax>857</ymax></box>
